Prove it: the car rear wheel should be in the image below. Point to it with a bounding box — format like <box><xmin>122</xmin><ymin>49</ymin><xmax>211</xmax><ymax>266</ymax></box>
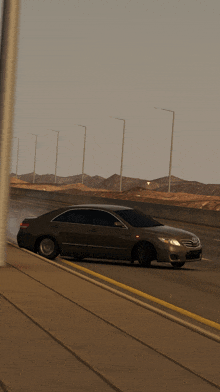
<box><xmin>171</xmin><ymin>262</ymin><xmax>185</xmax><ymax>268</ymax></box>
<box><xmin>38</xmin><ymin>237</ymin><xmax>59</xmax><ymax>260</ymax></box>
<box><xmin>136</xmin><ymin>242</ymin><xmax>156</xmax><ymax>267</ymax></box>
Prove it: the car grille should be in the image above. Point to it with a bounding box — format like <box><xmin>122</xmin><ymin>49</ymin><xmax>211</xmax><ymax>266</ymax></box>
<box><xmin>181</xmin><ymin>238</ymin><xmax>200</xmax><ymax>247</ymax></box>
<box><xmin>186</xmin><ymin>249</ymin><xmax>202</xmax><ymax>260</ymax></box>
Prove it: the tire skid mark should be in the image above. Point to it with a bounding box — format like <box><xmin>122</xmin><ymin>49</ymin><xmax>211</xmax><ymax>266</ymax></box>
<box><xmin>0</xmin><ymin>379</ymin><xmax>11</xmax><ymax>392</ymax></box>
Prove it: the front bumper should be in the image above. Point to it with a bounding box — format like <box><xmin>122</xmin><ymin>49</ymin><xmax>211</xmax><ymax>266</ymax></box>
<box><xmin>156</xmin><ymin>245</ymin><xmax>202</xmax><ymax>263</ymax></box>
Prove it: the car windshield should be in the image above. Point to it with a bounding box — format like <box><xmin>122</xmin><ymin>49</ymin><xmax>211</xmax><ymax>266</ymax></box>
<box><xmin>116</xmin><ymin>209</ymin><xmax>164</xmax><ymax>228</ymax></box>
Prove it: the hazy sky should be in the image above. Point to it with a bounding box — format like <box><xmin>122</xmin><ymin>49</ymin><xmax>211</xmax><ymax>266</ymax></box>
<box><xmin>3</xmin><ymin>0</ymin><xmax>220</xmax><ymax>183</ymax></box>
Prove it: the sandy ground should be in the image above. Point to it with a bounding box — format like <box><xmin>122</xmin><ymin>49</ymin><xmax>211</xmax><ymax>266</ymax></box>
<box><xmin>10</xmin><ymin>177</ymin><xmax>220</xmax><ymax>211</ymax></box>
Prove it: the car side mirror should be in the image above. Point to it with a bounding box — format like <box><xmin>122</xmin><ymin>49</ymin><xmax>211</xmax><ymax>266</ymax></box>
<box><xmin>114</xmin><ymin>221</ymin><xmax>125</xmax><ymax>227</ymax></box>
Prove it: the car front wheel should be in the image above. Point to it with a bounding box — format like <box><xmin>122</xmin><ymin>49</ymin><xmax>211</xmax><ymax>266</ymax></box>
<box><xmin>38</xmin><ymin>237</ymin><xmax>59</xmax><ymax>260</ymax></box>
<box><xmin>136</xmin><ymin>242</ymin><xmax>156</xmax><ymax>267</ymax></box>
<box><xmin>171</xmin><ymin>262</ymin><xmax>185</xmax><ymax>268</ymax></box>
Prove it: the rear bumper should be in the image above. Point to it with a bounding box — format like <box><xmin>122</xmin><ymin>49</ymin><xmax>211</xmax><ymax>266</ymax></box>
<box><xmin>156</xmin><ymin>246</ymin><xmax>202</xmax><ymax>263</ymax></box>
<box><xmin>17</xmin><ymin>231</ymin><xmax>36</xmax><ymax>252</ymax></box>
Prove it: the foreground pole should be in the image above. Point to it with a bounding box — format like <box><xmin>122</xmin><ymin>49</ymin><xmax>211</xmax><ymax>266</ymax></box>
<box><xmin>0</xmin><ymin>0</ymin><xmax>21</xmax><ymax>266</ymax></box>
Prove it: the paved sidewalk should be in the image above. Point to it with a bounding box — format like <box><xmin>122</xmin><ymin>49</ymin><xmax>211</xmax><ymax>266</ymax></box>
<box><xmin>1</xmin><ymin>243</ymin><xmax>220</xmax><ymax>392</ymax></box>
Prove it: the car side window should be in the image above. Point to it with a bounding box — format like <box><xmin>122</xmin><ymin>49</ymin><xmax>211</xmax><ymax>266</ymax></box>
<box><xmin>53</xmin><ymin>209</ymin><xmax>121</xmax><ymax>227</ymax></box>
<box><xmin>53</xmin><ymin>209</ymin><xmax>93</xmax><ymax>224</ymax></box>
<box><xmin>89</xmin><ymin>210</ymin><xmax>119</xmax><ymax>227</ymax></box>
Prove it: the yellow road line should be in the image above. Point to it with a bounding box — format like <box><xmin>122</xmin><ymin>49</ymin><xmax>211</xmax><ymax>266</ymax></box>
<box><xmin>61</xmin><ymin>258</ymin><xmax>220</xmax><ymax>332</ymax></box>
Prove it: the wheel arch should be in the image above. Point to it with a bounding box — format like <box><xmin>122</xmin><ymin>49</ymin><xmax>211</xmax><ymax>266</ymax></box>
<box><xmin>131</xmin><ymin>240</ymin><xmax>157</xmax><ymax>262</ymax></box>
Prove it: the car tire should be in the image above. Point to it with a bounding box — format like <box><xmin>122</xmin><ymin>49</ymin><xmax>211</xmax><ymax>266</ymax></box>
<box><xmin>136</xmin><ymin>242</ymin><xmax>156</xmax><ymax>267</ymax></box>
<box><xmin>38</xmin><ymin>237</ymin><xmax>59</xmax><ymax>260</ymax></box>
<box><xmin>171</xmin><ymin>262</ymin><xmax>185</xmax><ymax>268</ymax></box>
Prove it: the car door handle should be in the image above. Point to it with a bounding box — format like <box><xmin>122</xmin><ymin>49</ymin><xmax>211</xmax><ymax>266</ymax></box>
<box><xmin>89</xmin><ymin>228</ymin><xmax>97</xmax><ymax>232</ymax></box>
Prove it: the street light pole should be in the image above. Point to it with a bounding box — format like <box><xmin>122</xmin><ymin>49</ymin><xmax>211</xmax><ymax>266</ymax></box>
<box><xmin>13</xmin><ymin>136</ymin><xmax>19</xmax><ymax>179</ymax></box>
<box><xmin>52</xmin><ymin>130</ymin><xmax>60</xmax><ymax>184</ymax></box>
<box><xmin>168</xmin><ymin>110</ymin><xmax>175</xmax><ymax>193</ymax></box>
<box><xmin>16</xmin><ymin>137</ymin><xmax>19</xmax><ymax>179</ymax></box>
<box><xmin>77</xmin><ymin>125</ymin><xmax>87</xmax><ymax>185</ymax></box>
<box><xmin>154</xmin><ymin>107</ymin><xmax>175</xmax><ymax>193</ymax></box>
<box><xmin>111</xmin><ymin>117</ymin><xmax>126</xmax><ymax>192</ymax></box>
<box><xmin>29</xmin><ymin>133</ymin><xmax>38</xmax><ymax>184</ymax></box>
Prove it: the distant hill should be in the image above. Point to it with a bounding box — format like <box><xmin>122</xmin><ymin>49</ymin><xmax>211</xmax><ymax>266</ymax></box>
<box><xmin>94</xmin><ymin>174</ymin><xmax>159</xmax><ymax>191</ymax></box>
<box><xmin>10</xmin><ymin>173</ymin><xmax>105</xmax><ymax>188</ymax></box>
<box><xmin>147</xmin><ymin>175</ymin><xmax>184</xmax><ymax>186</ymax></box>
<box><xmin>156</xmin><ymin>181</ymin><xmax>220</xmax><ymax>197</ymax></box>
<box><xmin>10</xmin><ymin>172</ymin><xmax>167</xmax><ymax>191</ymax></box>
<box><xmin>10</xmin><ymin>172</ymin><xmax>220</xmax><ymax>197</ymax></box>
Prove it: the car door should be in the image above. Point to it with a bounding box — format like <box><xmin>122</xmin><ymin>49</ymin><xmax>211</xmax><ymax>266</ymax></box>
<box><xmin>84</xmin><ymin>209</ymin><xmax>133</xmax><ymax>260</ymax></box>
<box><xmin>49</xmin><ymin>209</ymin><xmax>96</xmax><ymax>256</ymax></box>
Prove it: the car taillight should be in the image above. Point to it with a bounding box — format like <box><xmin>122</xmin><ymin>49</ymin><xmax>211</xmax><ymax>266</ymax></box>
<box><xmin>20</xmin><ymin>223</ymin><xmax>29</xmax><ymax>229</ymax></box>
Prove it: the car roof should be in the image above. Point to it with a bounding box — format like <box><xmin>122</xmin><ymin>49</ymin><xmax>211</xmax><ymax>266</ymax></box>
<box><xmin>66</xmin><ymin>204</ymin><xmax>132</xmax><ymax>211</ymax></box>
<box><xmin>38</xmin><ymin>204</ymin><xmax>133</xmax><ymax>220</ymax></box>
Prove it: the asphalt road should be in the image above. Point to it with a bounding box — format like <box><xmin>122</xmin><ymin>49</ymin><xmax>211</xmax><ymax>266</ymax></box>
<box><xmin>8</xmin><ymin>195</ymin><xmax>220</xmax><ymax>329</ymax></box>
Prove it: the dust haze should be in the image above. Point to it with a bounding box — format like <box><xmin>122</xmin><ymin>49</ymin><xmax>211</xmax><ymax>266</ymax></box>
<box><xmin>7</xmin><ymin>203</ymin><xmax>49</xmax><ymax>244</ymax></box>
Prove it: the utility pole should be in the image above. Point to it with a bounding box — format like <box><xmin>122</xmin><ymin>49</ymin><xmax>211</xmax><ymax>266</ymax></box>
<box><xmin>111</xmin><ymin>117</ymin><xmax>126</xmax><ymax>192</ymax></box>
<box><xmin>28</xmin><ymin>133</ymin><xmax>38</xmax><ymax>184</ymax></box>
<box><xmin>0</xmin><ymin>0</ymin><xmax>21</xmax><ymax>267</ymax></box>
<box><xmin>76</xmin><ymin>125</ymin><xmax>87</xmax><ymax>185</ymax></box>
<box><xmin>13</xmin><ymin>136</ymin><xmax>19</xmax><ymax>178</ymax></box>
<box><xmin>154</xmin><ymin>107</ymin><xmax>175</xmax><ymax>193</ymax></box>
<box><xmin>52</xmin><ymin>130</ymin><xmax>60</xmax><ymax>184</ymax></box>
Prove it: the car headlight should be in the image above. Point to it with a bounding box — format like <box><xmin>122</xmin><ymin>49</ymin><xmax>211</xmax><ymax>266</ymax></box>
<box><xmin>158</xmin><ymin>237</ymin><xmax>181</xmax><ymax>246</ymax></box>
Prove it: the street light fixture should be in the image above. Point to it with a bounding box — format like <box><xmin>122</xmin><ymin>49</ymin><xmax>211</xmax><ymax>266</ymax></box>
<box><xmin>154</xmin><ymin>107</ymin><xmax>175</xmax><ymax>193</ymax></box>
<box><xmin>110</xmin><ymin>117</ymin><xmax>126</xmax><ymax>192</ymax></box>
<box><xmin>76</xmin><ymin>125</ymin><xmax>87</xmax><ymax>185</ymax></box>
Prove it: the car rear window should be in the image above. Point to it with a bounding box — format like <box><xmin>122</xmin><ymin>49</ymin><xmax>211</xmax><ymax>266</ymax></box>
<box><xmin>53</xmin><ymin>210</ymin><xmax>93</xmax><ymax>224</ymax></box>
<box><xmin>116</xmin><ymin>209</ymin><xmax>164</xmax><ymax>228</ymax></box>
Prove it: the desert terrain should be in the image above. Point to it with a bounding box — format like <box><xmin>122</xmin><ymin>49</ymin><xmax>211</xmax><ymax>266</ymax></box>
<box><xmin>10</xmin><ymin>176</ymin><xmax>220</xmax><ymax>211</ymax></box>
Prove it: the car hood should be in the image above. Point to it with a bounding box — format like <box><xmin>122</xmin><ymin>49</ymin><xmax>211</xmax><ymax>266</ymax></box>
<box><xmin>140</xmin><ymin>225</ymin><xmax>197</xmax><ymax>239</ymax></box>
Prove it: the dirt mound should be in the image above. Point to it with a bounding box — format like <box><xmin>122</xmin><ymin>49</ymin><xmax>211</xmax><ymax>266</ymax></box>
<box><xmin>125</xmin><ymin>186</ymin><xmax>147</xmax><ymax>193</ymax></box>
<box><xmin>10</xmin><ymin>177</ymin><xmax>28</xmax><ymax>184</ymax></box>
<box><xmin>10</xmin><ymin>178</ymin><xmax>220</xmax><ymax>211</ymax></box>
